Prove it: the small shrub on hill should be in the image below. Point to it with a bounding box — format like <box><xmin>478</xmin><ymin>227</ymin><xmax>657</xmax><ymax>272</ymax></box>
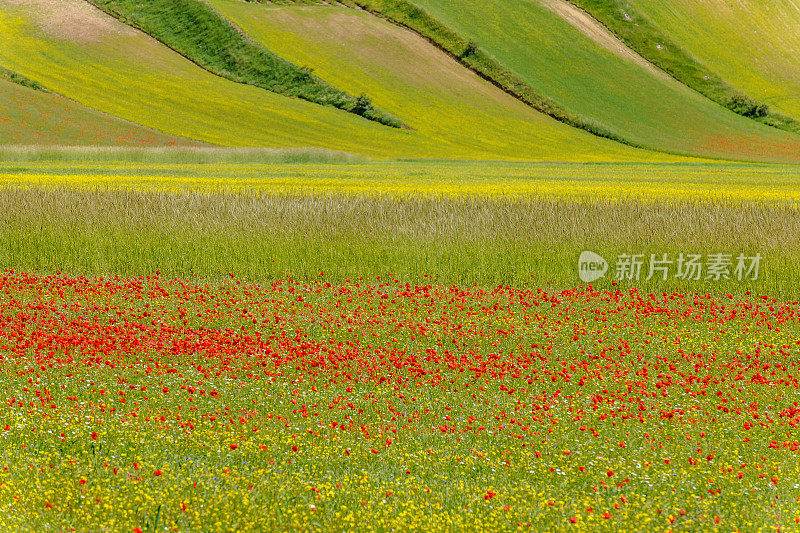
<box><xmin>726</xmin><ymin>94</ymin><xmax>769</xmax><ymax>118</ymax></box>
<box><xmin>0</xmin><ymin>67</ymin><xmax>46</xmax><ymax>92</ymax></box>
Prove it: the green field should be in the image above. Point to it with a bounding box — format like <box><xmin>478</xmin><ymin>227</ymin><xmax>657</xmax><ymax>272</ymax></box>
<box><xmin>2</xmin><ymin>157</ymin><xmax>800</xmax><ymax>200</ymax></box>
<box><xmin>628</xmin><ymin>0</ymin><xmax>800</xmax><ymax>121</ymax></box>
<box><xmin>0</xmin><ymin>0</ymin><xmax>644</xmax><ymax>161</ymax></box>
<box><xmin>397</xmin><ymin>0</ymin><xmax>800</xmax><ymax>161</ymax></box>
<box><xmin>0</xmin><ymin>158</ymin><xmax>798</xmax><ymax>297</ymax></box>
<box><xmin>0</xmin><ymin>185</ymin><xmax>797</xmax><ymax>293</ymax></box>
<box><xmin>85</xmin><ymin>0</ymin><xmax>403</xmax><ymax>127</ymax></box>
<box><xmin>0</xmin><ymin>79</ymin><xmax>195</xmax><ymax>146</ymax></box>
<box><xmin>2</xmin><ymin>0</ymin><xmax>800</xmax><ymax>530</ymax></box>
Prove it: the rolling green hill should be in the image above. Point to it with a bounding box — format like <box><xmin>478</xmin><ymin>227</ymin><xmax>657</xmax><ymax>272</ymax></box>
<box><xmin>0</xmin><ymin>77</ymin><xmax>196</xmax><ymax>146</ymax></box>
<box><xmin>393</xmin><ymin>0</ymin><xmax>800</xmax><ymax>162</ymax></box>
<box><xmin>626</xmin><ymin>0</ymin><xmax>800</xmax><ymax>123</ymax></box>
<box><xmin>1</xmin><ymin>0</ymin><xmax>799</xmax><ymax>164</ymax></box>
<box><xmin>85</xmin><ymin>0</ymin><xmax>403</xmax><ymax>128</ymax></box>
<box><xmin>568</xmin><ymin>0</ymin><xmax>799</xmax><ymax>133</ymax></box>
<box><xmin>0</xmin><ymin>0</ymin><xmax>649</xmax><ymax>161</ymax></box>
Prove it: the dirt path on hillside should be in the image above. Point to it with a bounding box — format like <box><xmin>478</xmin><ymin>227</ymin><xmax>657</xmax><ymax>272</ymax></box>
<box><xmin>0</xmin><ymin>0</ymin><xmax>136</xmax><ymax>43</ymax></box>
<box><xmin>538</xmin><ymin>0</ymin><xmax>669</xmax><ymax>81</ymax></box>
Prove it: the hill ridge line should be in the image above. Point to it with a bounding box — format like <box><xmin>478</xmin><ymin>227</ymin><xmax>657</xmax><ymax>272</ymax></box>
<box><xmin>324</xmin><ymin>0</ymin><xmax>666</xmax><ymax>153</ymax></box>
<box><xmin>565</xmin><ymin>0</ymin><xmax>800</xmax><ymax>136</ymax></box>
<box><xmin>81</xmin><ymin>0</ymin><xmax>406</xmax><ymax>129</ymax></box>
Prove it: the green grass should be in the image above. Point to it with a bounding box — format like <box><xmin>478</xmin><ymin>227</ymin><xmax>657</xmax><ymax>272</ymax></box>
<box><xmin>625</xmin><ymin>0</ymin><xmax>800</xmax><ymax>124</ymax></box>
<box><xmin>0</xmin><ymin>79</ymin><xmax>195</xmax><ymax>146</ymax></box>
<box><xmin>326</xmin><ymin>0</ymin><xmax>639</xmax><ymax>147</ymax></box>
<box><xmin>397</xmin><ymin>0</ymin><xmax>800</xmax><ymax>162</ymax></box>
<box><xmin>0</xmin><ymin>170</ymin><xmax>798</xmax><ymax>295</ymax></box>
<box><xmin>0</xmin><ymin>0</ymin><xmax>644</xmax><ymax>161</ymax></box>
<box><xmin>0</xmin><ymin>146</ymin><xmax>364</xmax><ymax>164</ymax></box>
<box><xmin>211</xmin><ymin>1</ymin><xmax>640</xmax><ymax>157</ymax></box>
<box><xmin>571</xmin><ymin>0</ymin><xmax>800</xmax><ymax>133</ymax></box>
<box><xmin>3</xmin><ymin>156</ymin><xmax>796</xmax><ymax>295</ymax></box>
<box><xmin>86</xmin><ymin>0</ymin><xmax>403</xmax><ymax>128</ymax></box>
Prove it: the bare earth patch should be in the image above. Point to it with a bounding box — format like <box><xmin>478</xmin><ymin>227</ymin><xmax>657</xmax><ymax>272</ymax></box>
<box><xmin>0</xmin><ymin>0</ymin><xmax>136</xmax><ymax>43</ymax></box>
<box><xmin>538</xmin><ymin>0</ymin><xmax>669</xmax><ymax>80</ymax></box>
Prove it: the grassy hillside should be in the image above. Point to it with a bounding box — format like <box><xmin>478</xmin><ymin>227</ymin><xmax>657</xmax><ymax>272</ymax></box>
<box><xmin>85</xmin><ymin>0</ymin><xmax>402</xmax><ymax>128</ymax></box>
<box><xmin>0</xmin><ymin>0</ymin><xmax>646</xmax><ymax>161</ymax></box>
<box><xmin>214</xmin><ymin>1</ymin><xmax>625</xmax><ymax>157</ymax></box>
<box><xmin>568</xmin><ymin>0</ymin><xmax>797</xmax><ymax>128</ymax></box>
<box><xmin>389</xmin><ymin>0</ymin><xmax>800</xmax><ymax>162</ymax></box>
<box><xmin>321</xmin><ymin>0</ymin><xmax>640</xmax><ymax>147</ymax></box>
<box><xmin>0</xmin><ymin>78</ymin><xmax>196</xmax><ymax>146</ymax></box>
<box><xmin>626</xmin><ymin>0</ymin><xmax>800</xmax><ymax>124</ymax></box>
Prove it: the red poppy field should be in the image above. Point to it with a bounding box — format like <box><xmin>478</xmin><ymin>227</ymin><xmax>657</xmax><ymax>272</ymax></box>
<box><xmin>0</xmin><ymin>271</ymin><xmax>797</xmax><ymax>531</ymax></box>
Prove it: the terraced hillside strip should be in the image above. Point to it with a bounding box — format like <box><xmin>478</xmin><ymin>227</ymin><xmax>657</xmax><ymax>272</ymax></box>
<box><xmin>538</xmin><ymin>0</ymin><xmax>666</xmax><ymax>80</ymax></box>
<box><xmin>84</xmin><ymin>0</ymin><xmax>403</xmax><ymax>128</ymax></box>
<box><xmin>0</xmin><ymin>0</ymin><xmax>647</xmax><ymax>160</ymax></box>
<box><xmin>397</xmin><ymin>0</ymin><xmax>800</xmax><ymax>162</ymax></box>
<box><xmin>569</xmin><ymin>0</ymin><xmax>800</xmax><ymax>133</ymax></box>
<box><xmin>327</xmin><ymin>0</ymin><xmax>639</xmax><ymax>147</ymax></box>
<box><xmin>0</xmin><ymin>78</ymin><xmax>198</xmax><ymax>146</ymax></box>
<box><xmin>626</xmin><ymin>0</ymin><xmax>800</xmax><ymax>126</ymax></box>
<box><xmin>213</xmin><ymin>1</ymin><xmax>643</xmax><ymax>156</ymax></box>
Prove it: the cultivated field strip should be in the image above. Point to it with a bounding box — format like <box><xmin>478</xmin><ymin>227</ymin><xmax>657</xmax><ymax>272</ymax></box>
<box><xmin>0</xmin><ymin>185</ymin><xmax>797</xmax><ymax>296</ymax></box>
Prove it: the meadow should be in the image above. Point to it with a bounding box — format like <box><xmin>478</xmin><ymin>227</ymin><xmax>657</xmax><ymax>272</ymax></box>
<box><xmin>568</xmin><ymin>0</ymin><xmax>793</xmax><ymax>130</ymax></box>
<box><xmin>0</xmin><ymin>0</ymin><xmax>639</xmax><ymax>162</ymax></box>
<box><xmin>0</xmin><ymin>79</ymin><xmax>193</xmax><ymax>147</ymax></box>
<box><xmin>85</xmin><ymin>0</ymin><xmax>403</xmax><ymax>127</ymax></box>
<box><xmin>369</xmin><ymin>0</ymin><xmax>800</xmax><ymax>160</ymax></box>
<box><xmin>1</xmin><ymin>156</ymin><xmax>799</xmax><ymax>294</ymax></box>
<box><xmin>0</xmin><ymin>152</ymin><xmax>798</xmax><ymax>531</ymax></box>
<box><xmin>2</xmin><ymin>271</ymin><xmax>799</xmax><ymax>531</ymax></box>
<box><xmin>3</xmin><ymin>152</ymin><xmax>800</xmax><ymax>199</ymax></box>
<box><xmin>2</xmin><ymin>0</ymin><xmax>800</xmax><ymax>529</ymax></box>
